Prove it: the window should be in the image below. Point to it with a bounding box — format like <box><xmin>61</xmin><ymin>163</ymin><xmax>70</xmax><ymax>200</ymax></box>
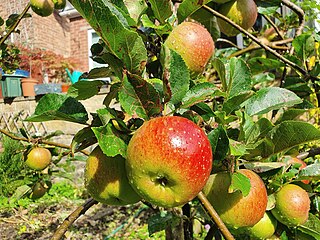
<box><xmin>87</xmin><ymin>29</ymin><xmax>108</xmax><ymax>70</ymax></box>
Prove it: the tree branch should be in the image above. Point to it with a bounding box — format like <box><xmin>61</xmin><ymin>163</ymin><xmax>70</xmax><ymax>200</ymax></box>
<box><xmin>51</xmin><ymin>198</ymin><xmax>98</xmax><ymax>240</ymax></box>
<box><xmin>202</xmin><ymin>5</ymin><xmax>315</xmax><ymax>80</ymax></box>
<box><xmin>262</xmin><ymin>14</ymin><xmax>284</xmax><ymax>40</ymax></box>
<box><xmin>0</xmin><ymin>3</ymin><xmax>31</xmax><ymax>45</ymax></box>
<box><xmin>197</xmin><ymin>191</ymin><xmax>235</xmax><ymax>240</ymax></box>
<box><xmin>0</xmin><ymin>128</ymin><xmax>90</xmax><ymax>156</ymax></box>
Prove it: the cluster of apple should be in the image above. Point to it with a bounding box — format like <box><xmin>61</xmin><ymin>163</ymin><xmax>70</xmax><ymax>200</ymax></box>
<box><xmin>214</xmin><ymin>0</ymin><xmax>258</xmax><ymax>37</ymax></box>
<box><xmin>85</xmin><ymin>116</ymin><xmax>311</xmax><ymax>239</ymax></box>
<box><xmin>24</xmin><ymin>147</ymin><xmax>52</xmax><ymax>199</ymax></box>
<box><xmin>29</xmin><ymin>0</ymin><xmax>66</xmax><ymax>17</ymax></box>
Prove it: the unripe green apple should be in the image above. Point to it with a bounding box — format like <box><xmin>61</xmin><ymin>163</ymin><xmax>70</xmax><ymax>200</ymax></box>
<box><xmin>52</xmin><ymin>0</ymin><xmax>66</xmax><ymax>10</ymax></box>
<box><xmin>30</xmin><ymin>0</ymin><xmax>55</xmax><ymax>17</ymax></box>
<box><xmin>271</xmin><ymin>184</ymin><xmax>310</xmax><ymax>227</ymax></box>
<box><xmin>25</xmin><ymin>147</ymin><xmax>52</xmax><ymax>170</ymax></box>
<box><xmin>85</xmin><ymin>147</ymin><xmax>141</xmax><ymax>205</ymax></box>
<box><xmin>248</xmin><ymin>212</ymin><xmax>277</xmax><ymax>239</ymax></box>
<box><xmin>203</xmin><ymin>169</ymin><xmax>268</xmax><ymax>229</ymax></box>
<box><xmin>30</xmin><ymin>181</ymin><xmax>51</xmax><ymax>199</ymax></box>
<box><xmin>126</xmin><ymin>116</ymin><xmax>213</xmax><ymax>208</ymax></box>
<box><xmin>165</xmin><ymin>22</ymin><xmax>215</xmax><ymax>75</ymax></box>
<box><xmin>217</xmin><ymin>0</ymin><xmax>258</xmax><ymax>37</ymax></box>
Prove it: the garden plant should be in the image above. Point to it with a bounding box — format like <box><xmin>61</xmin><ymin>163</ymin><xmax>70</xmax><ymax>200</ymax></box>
<box><xmin>0</xmin><ymin>0</ymin><xmax>320</xmax><ymax>239</ymax></box>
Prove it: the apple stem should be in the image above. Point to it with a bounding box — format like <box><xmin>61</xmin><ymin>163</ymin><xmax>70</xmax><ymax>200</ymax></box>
<box><xmin>52</xmin><ymin>198</ymin><xmax>98</xmax><ymax>240</ymax></box>
<box><xmin>197</xmin><ymin>191</ymin><xmax>235</xmax><ymax>240</ymax></box>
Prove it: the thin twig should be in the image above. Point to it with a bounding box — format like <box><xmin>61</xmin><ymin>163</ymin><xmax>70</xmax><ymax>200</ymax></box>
<box><xmin>215</xmin><ymin>38</ymin><xmax>241</xmax><ymax>50</ymax></box>
<box><xmin>0</xmin><ymin>3</ymin><xmax>31</xmax><ymax>45</ymax></box>
<box><xmin>202</xmin><ymin>5</ymin><xmax>314</xmax><ymax>80</ymax></box>
<box><xmin>262</xmin><ymin>14</ymin><xmax>284</xmax><ymax>40</ymax></box>
<box><xmin>51</xmin><ymin>198</ymin><xmax>98</xmax><ymax>240</ymax></box>
<box><xmin>0</xmin><ymin>128</ymin><xmax>90</xmax><ymax>156</ymax></box>
<box><xmin>197</xmin><ymin>191</ymin><xmax>235</xmax><ymax>240</ymax></box>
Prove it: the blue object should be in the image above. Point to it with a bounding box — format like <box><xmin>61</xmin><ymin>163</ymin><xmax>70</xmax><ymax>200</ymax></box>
<box><xmin>65</xmin><ymin>68</ymin><xmax>83</xmax><ymax>84</ymax></box>
<box><xmin>0</xmin><ymin>68</ymin><xmax>30</xmax><ymax>78</ymax></box>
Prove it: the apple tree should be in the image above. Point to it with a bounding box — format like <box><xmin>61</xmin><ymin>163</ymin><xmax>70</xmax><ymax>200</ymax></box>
<box><xmin>1</xmin><ymin>0</ymin><xmax>320</xmax><ymax>239</ymax></box>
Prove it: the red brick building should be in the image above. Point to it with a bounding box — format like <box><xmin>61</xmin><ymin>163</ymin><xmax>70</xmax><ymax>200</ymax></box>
<box><xmin>0</xmin><ymin>0</ymin><xmax>97</xmax><ymax>73</ymax></box>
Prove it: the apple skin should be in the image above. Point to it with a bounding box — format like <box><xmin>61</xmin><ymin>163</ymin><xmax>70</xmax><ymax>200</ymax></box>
<box><xmin>271</xmin><ymin>184</ymin><xmax>310</xmax><ymax>227</ymax></box>
<box><xmin>30</xmin><ymin>0</ymin><xmax>55</xmax><ymax>17</ymax></box>
<box><xmin>30</xmin><ymin>181</ymin><xmax>51</xmax><ymax>199</ymax></box>
<box><xmin>165</xmin><ymin>22</ymin><xmax>215</xmax><ymax>75</ymax></box>
<box><xmin>286</xmin><ymin>157</ymin><xmax>310</xmax><ymax>184</ymax></box>
<box><xmin>52</xmin><ymin>0</ymin><xmax>66</xmax><ymax>10</ymax></box>
<box><xmin>85</xmin><ymin>146</ymin><xmax>141</xmax><ymax>205</ymax></box>
<box><xmin>202</xmin><ymin>169</ymin><xmax>268</xmax><ymax>229</ymax></box>
<box><xmin>126</xmin><ymin>116</ymin><xmax>213</xmax><ymax>208</ymax></box>
<box><xmin>25</xmin><ymin>147</ymin><xmax>52</xmax><ymax>170</ymax></box>
<box><xmin>217</xmin><ymin>0</ymin><xmax>258</xmax><ymax>37</ymax></box>
<box><xmin>247</xmin><ymin>212</ymin><xmax>278</xmax><ymax>240</ymax></box>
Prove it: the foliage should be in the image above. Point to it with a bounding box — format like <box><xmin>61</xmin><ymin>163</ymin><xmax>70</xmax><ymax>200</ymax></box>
<box><xmin>2</xmin><ymin>0</ymin><xmax>320</xmax><ymax>239</ymax></box>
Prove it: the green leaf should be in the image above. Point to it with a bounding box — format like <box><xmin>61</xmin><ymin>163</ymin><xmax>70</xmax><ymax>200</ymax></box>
<box><xmin>70</xmin><ymin>0</ymin><xmax>147</xmax><ymax>74</ymax></box>
<box><xmin>248</xmin><ymin>57</ymin><xmax>285</xmax><ymax>74</ymax></box>
<box><xmin>71</xmin><ymin>127</ymin><xmax>97</xmax><ymax>154</ymax></box>
<box><xmin>67</xmin><ymin>80</ymin><xmax>105</xmax><ymax>100</ymax></box>
<box><xmin>298</xmin><ymin>213</ymin><xmax>320</xmax><ymax>239</ymax></box>
<box><xmin>123</xmin><ymin>0</ymin><xmax>147</xmax><ymax>22</ymax></box>
<box><xmin>149</xmin><ymin>0</ymin><xmax>173</xmax><ymax>24</ymax></box>
<box><xmin>26</xmin><ymin>93</ymin><xmax>88</xmax><ymax>124</ymax></box>
<box><xmin>247</xmin><ymin>121</ymin><xmax>320</xmax><ymax>159</ymax></box>
<box><xmin>84</xmin><ymin>67</ymin><xmax>113</xmax><ymax>79</ymax></box>
<box><xmin>243</xmin><ymin>87</ymin><xmax>302</xmax><ymax>116</ymax></box>
<box><xmin>229</xmin><ymin>172</ymin><xmax>251</xmax><ymax>197</ymax></box>
<box><xmin>181</xmin><ymin>82</ymin><xmax>217</xmax><ymax>109</ymax></box>
<box><xmin>297</xmin><ymin>164</ymin><xmax>320</xmax><ymax>181</ymax></box>
<box><xmin>244</xmin><ymin>162</ymin><xmax>286</xmax><ymax>173</ymax></box>
<box><xmin>207</xmin><ymin>126</ymin><xmax>229</xmax><ymax>161</ymax></box>
<box><xmin>292</xmin><ymin>34</ymin><xmax>315</xmax><ymax>62</ymax></box>
<box><xmin>119</xmin><ymin>74</ymin><xmax>162</xmax><ymax>120</ymax></box>
<box><xmin>140</xmin><ymin>15</ymin><xmax>172</xmax><ymax>35</ymax></box>
<box><xmin>245</xmin><ymin>118</ymin><xmax>274</xmax><ymax>144</ymax></box>
<box><xmin>10</xmin><ymin>185</ymin><xmax>32</xmax><ymax>200</ymax></box>
<box><xmin>177</xmin><ymin>0</ymin><xmax>213</xmax><ymax>23</ymax></box>
<box><xmin>229</xmin><ymin>139</ymin><xmax>247</xmax><ymax>156</ymax></box>
<box><xmin>148</xmin><ymin>211</ymin><xmax>180</xmax><ymax>236</ymax></box>
<box><xmin>165</xmin><ymin>49</ymin><xmax>190</xmax><ymax>105</ymax></box>
<box><xmin>92</xmin><ymin>124</ymin><xmax>127</xmax><ymax>158</ymax></box>
<box><xmin>212</xmin><ymin>58</ymin><xmax>227</xmax><ymax>92</ymax></box>
<box><xmin>223</xmin><ymin>91</ymin><xmax>254</xmax><ymax>115</ymax></box>
<box><xmin>275</xmin><ymin>109</ymin><xmax>306</xmax><ymax>124</ymax></box>
<box><xmin>103</xmin><ymin>82</ymin><xmax>121</xmax><ymax>107</ymax></box>
<box><xmin>227</xmin><ymin>57</ymin><xmax>252</xmax><ymax>98</ymax></box>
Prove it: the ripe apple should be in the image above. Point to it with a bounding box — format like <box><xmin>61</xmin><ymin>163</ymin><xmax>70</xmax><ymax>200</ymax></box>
<box><xmin>247</xmin><ymin>212</ymin><xmax>277</xmax><ymax>239</ymax></box>
<box><xmin>165</xmin><ymin>22</ymin><xmax>215</xmax><ymax>75</ymax></box>
<box><xmin>25</xmin><ymin>147</ymin><xmax>52</xmax><ymax>170</ymax></box>
<box><xmin>285</xmin><ymin>157</ymin><xmax>310</xmax><ymax>184</ymax></box>
<box><xmin>52</xmin><ymin>0</ymin><xmax>66</xmax><ymax>10</ymax></box>
<box><xmin>217</xmin><ymin>0</ymin><xmax>258</xmax><ymax>37</ymax></box>
<box><xmin>271</xmin><ymin>184</ymin><xmax>310</xmax><ymax>227</ymax></box>
<box><xmin>85</xmin><ymin>146</ymin><xmax>141</xmax><ymax>205</ymax></box>
<box><xmin>126</xmin><ymin>116</ymin><xmax>213</xmax><ymax>208</ymax></box>
<box><xmin>30</xmin><ymin>0</ymin><xmax>55</xmax><ymax>17</ymax></box>
<box><xmin>202</xmin><ymin>169</ymin><xmax>268</xmax><ymax>229</ymax></box>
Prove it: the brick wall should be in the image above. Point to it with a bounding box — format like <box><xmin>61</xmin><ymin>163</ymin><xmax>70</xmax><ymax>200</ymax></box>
<box><xmin>0</xmin><ymin>1</ymin><xmax>91</xmax><ymax>72</ymax></box>
<box><xmin>70</xmin><ymin>17</ymin><xmax>91</xmax><ymax>72</ymax></box>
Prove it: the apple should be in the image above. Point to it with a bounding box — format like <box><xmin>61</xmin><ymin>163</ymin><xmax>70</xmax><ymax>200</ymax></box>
<box><xmin>202</xmin><ymin>169</ymin><xmax>268</xmax><ymax>229</ymax></box>
<box><xmin>217</xmin><ymin>0</ymin><xmax>258</xmax><ymax>37</ymax></box>
<box><xmin>29</xmin><ymin>181</ymin><xmax>51</xmax><ymax>199</ymax></box>
<box><xmin>30</xmin><ymin>0</ymin><xmax>55</xmax><ymax>17</ymax></box>
<box><xmin>126</xmin><ymin>116</ymin><xmax>213</xmax><ymax>208</ymax></box>
<box><xmin>247</xmin><ymin>212</ymin><xmax>278</xmax><ymax>239</ymax></box>
<box><xmin>85</xmin><ymin>146</ymin><xmax>141</xmax><ymax>205</ymax></box>
<box><xmin>165</xmin><ymin>22</ymin><xmax>215</xmax><ymax>75</ymax></box>
<box><xmin>285</xmin><ymin>157</ymin><xmax>310</xmax><ymax>184</ymax></box>
<box><xmin>25</xmin><ymin>147</ymin><xmax>52</xmax><ymax>170</ymax></box>
<box><xmin>271</xmin><ymin>184</ymin><xmax>310</xmax><ymax>227</ymax></box>
<box><xmin>52</xmin><ymin>0</ymin><xmax>66</xmax><ymax>10</ymax></box>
